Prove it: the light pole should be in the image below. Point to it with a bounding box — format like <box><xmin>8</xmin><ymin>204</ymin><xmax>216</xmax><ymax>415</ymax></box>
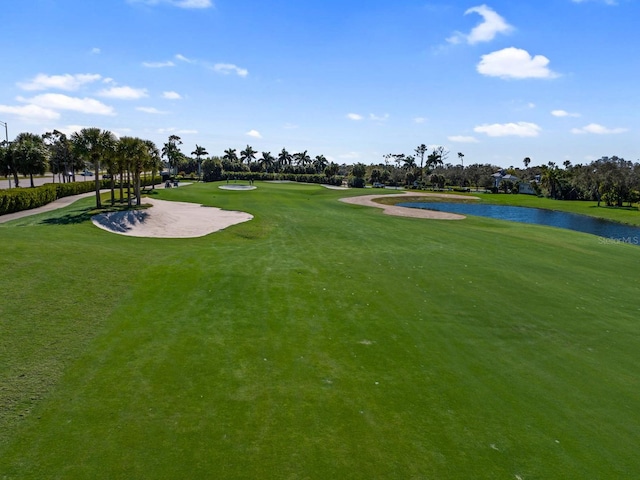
<box><xmin>0</xmin><ymin>120</ymin><xmax>9</xmax><ymax>188</ymax></box>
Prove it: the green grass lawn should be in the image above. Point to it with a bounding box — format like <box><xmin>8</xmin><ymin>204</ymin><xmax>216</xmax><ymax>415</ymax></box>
<box><xmin>1</xmin><ymin>182</ymin><xmax>639</xmax><ymax>479</ymax></box>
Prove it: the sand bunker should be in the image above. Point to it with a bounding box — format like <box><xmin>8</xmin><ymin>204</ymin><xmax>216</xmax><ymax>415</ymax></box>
<box><xmin>92</xmin><ymin>198</ymin><xmax>253</xmax><ymax>238</ymax></box>
<box><xmin>340</xmin><ymin>192</ymin><xmax>479</xmax><ymax>220</ymax></box>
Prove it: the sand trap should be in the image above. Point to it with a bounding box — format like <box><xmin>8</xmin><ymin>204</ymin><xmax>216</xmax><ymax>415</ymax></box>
<box><xmin>92</xmin><ymin>197</ymin><xmax>253</xmax><ymax>238</ymax></box>
<box><xmin>219</xmin><ymin>185</ymin><xmax>256</xmax><ymax>191</ymax></box>
<box><xmin>340</xmin><ymin>192</ymin><xmax>479</xmax><ymax>220</ymax></box>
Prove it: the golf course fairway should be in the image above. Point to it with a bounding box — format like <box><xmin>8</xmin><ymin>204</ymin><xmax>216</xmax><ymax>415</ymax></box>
<box><xmin>1</xmin><ymin>182</ymin><xmax>638</xmax><ymax>479</ymax></box>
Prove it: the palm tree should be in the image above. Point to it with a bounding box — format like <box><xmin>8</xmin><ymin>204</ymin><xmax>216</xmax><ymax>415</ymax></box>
<box><xmin>426</xmin><ymin>149</ymin><xmax>444</xmax><ymax>171</ymax></box>
<box><xmin>415</xmin><ymin>144</ymin><xmax>428</xmax><ymax>169</ymax></box>
<box><xmin>240</xmin><ymin>145</ymin><xmax>257</xmax><ymax>169</ymax></box>
<box><xmin>43</xmin><ymin>130</ymin><xmax>75</xmax><ymax>183</ymax></box>
<box><xmin>313</xmin><ymin>154</ymin><xmax>328</xmax><ymax>174</ymax></box>
<box><xmin>223</xmin><ymin>148</ymin><xmax>238</xmax><ymax>162</ymax></box>
<box><xmin>70</xmin><ymin>128</ymin><xmax>116</xmax><ymax>208</ymax></box>
<box><xmin>402</xmin><ymin>155</ymin><xmax>417</xmax><ymax>170</ymax></box>
<box><xmin>13</xmin><ymin>132</ymin><xmax>49</xmax><ymax>187</ymax></box>
<box><xmin>192</xmin><ymin>144</ymin><xmax>208</xmax><ymax>181</ymax></box>
<box><xmin>162</xmin><ymin>135</ymin><xmax>182</xmax><ymax>176</ymax></box>
<box><xmin>145</xmin><ymin>140</ymin><xmax>162</xmax><ymax>190</ymax></box>
<box><xmin>277</xmin><ymin>148</ymin><xmax>292</xmax><ymax>172</ymax></box>
<box><xmin>458</xmin><ymin>152</ymin><xmax>465</xmax><ymax>167</ymax></box>
<box><xmin>0</xmin><ymin>140</ymin><xmax>16</xmax><ymax>187</ymax></box>
<box><xmin>260</xmin><ymin>151</ymin><xmax>275</xmax><ymax>173</ymax></box>
<box><xmin>293</xmin><ymin>150</ymin><xmax>311</xmax><ymax>171</ymax></box>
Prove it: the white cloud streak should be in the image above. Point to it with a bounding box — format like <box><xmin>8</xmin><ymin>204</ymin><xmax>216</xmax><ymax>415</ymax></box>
<box><xmin>137</xmin><ymin>107</ymin><xmax>168</xmax><ymax>114</ymax></box>
<box><xmin>477</xmin><ymin>47</ymin><xmax>558</xmax><ymax>79</ymax></box>
<box><xmin>18</xmin><ymin>73</ymin><xmax>102</xmax><ymax>91</ymax></box>
<box><xmin>246</xmin><ymin>129</ymin><xmax>262</xmax><ymax>138</ymax></box>
<box><xmin>213</xmin><ymin>63</ymin><xmax>248</xmax><ymax>77</ymax></box>
<box><xmin>447</xmin><ymin>5</ymin><xmax>513</xmax><ymax>45</ymax></box>
<box><xmin>369</xmin><ymin>113</ymin><xmax>389</xmax><ymax>122</ymax></box>
<box><xmin>162</xmin><ymin>91</ymin><xmax>183</xmax><ymax>100</ymax></box>
<box><xmin>572</xmin><ymin>0</ymin><xmax>617</xmax><ymax>5</ymax></box>
<box><xmin>552</xmin><ymin>109</ymin><xmax>580</xmax><ymax>117</ymax></box>
<box><xmin>143</xmin><ymin>60</ymin><xmax>176</xmax><ymax>68</ymax></box>
<box><xmin>0</xmin><ymin>104</ymin><xmax>60</xmax><ymax>122</ymax></box>
<box><xmin>474</xmin><ymin>122</ymin><xmax>541</xmax><ymax>137</ymax></box>
<box><xmin>346</xmin><ymin>113</ymin><xmax>363</xmax><ymax>121</ymax></box>
<box><xmin>128</xmin><ymin>0</ymin><xmax>213</xmax><ymax>8</ymax></box>
<box><xmin>175</xmin><ymin>54</ymin><xmax>195</xmax><ymax>63</ymax></box>
<box><xmin>18</xmin><ymin>93</ymin><xmax>115</xmax><ymax>115</ymax></box>
<box><xmin>98</xmin><ymin>86</ymin><xmax>149</xmax><ymax>100</ymax></box>
<box><xmin>571</xmin><ymin>123</ymin><xmax>627</xmax><ymax>134</ymax></box>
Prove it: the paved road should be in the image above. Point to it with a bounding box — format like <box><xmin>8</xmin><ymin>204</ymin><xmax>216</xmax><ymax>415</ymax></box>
<box><xmin>0</xmin><ymin>182</ymin><xmax>190</xmax><ymax>224</ymax></box>
<box><xmin>0</xmin><ymin>191</ymin><xmax>102</xmax><ymax>224</ymax></box>
<box><xmin>2</xmin><ymin>175</ymin><xmax>94</xmax><ymax>189</ymax></box>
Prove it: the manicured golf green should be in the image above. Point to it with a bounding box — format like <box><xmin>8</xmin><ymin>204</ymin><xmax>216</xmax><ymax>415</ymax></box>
<box><xmin>1</xmin><ymin>182</ymin><xmax>639</xmax><ymax>479</ymax></box>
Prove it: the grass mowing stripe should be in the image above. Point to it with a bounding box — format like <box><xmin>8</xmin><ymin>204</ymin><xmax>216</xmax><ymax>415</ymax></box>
<box><xmin>1</xmin><ymin>182</ymin><xmax>639</xmax><ymax>478</ymax></box>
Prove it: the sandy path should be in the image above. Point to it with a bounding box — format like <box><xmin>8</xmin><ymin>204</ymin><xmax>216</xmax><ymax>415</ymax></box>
<box><xmin>92</xmin><ymin>198</ymin><xmax>252</xmax><ymax>238</ymax></box>
<box><xmin>340</xmin><ymin>192</ymin><xmax>479</xmax><ymax>220</ymax></box>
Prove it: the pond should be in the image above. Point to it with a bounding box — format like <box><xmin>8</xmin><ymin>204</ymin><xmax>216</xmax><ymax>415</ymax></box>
<box><xmin>397</xmin><ymin>202</ymin><xmax>640</xmax><ymax>246</ymax></box>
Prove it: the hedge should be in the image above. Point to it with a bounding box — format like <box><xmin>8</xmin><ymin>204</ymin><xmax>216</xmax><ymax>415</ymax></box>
<box><xmin>0</xmin><ymin>177</ymin><xmax>161</xmax><ymax>216</ymax></box>
<box><xmin>208</xmin><ymin>171</ymin><xmax>344</xmax><ymax>186</ymax></box>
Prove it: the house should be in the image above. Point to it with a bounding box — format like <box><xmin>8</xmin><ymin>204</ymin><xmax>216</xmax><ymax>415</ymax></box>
<box><xmin>492</xmin><ymin>170</ymin><xmax>536</xmax><ymax>194</ymax></box>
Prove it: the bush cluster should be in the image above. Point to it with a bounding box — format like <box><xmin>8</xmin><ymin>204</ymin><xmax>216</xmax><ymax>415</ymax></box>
<box><xmin>0</xmin><ymin>180</ymin><xmax>109</xmax><ymax>215</ymax></box>
<box><xmin>204</xmin><ymin>168</ymin><xmax>343</xmax><ymax>186</ymax></box>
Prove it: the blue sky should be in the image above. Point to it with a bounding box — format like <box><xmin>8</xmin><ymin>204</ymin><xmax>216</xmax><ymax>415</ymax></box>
<box><xmin>1</xmin><ymin>0</ymin><xmax>638</xmax><ymax>167</ymax></box>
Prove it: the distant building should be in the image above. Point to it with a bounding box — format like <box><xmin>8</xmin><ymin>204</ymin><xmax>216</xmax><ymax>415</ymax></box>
<box><xmin>492</xmin><ymin>170</ymin><xmax>536</xmax><ymax>195</ymax></box>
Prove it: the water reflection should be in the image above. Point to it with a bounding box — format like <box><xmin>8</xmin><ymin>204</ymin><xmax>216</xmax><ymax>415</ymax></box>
<box><xmin>398</xmin><ymin>202</ymin><xmax>640</xmax><ymax>245</ymax></box>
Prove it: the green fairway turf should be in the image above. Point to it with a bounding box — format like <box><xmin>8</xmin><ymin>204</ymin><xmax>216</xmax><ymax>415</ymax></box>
<box><xmin>1</xmin><ymin>182</ymin><xmax>639</xmax><ymax>479</ymax></box>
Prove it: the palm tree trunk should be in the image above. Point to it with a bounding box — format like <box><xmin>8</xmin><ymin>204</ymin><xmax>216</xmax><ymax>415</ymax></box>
<box><xmin>94</xmin><ymin>159</ymin><xmax>101</xmax><ymax>208</ymax></box>
<box><xmin>127</xmin><ymin>170</ymin><xmax>132</xmax><ymax>207</ymax></box>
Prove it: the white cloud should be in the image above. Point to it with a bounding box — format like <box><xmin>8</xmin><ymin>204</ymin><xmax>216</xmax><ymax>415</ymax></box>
<box><xmin>346</xmin><ymin>113</ymin><xmax>363</xmax><ymax>121</ymax></box>
<box><xmin>98</xmin><ymin>86</ymin><xmax>148</xmax><ymax>100</ymax></box>
<box><xmin>369</xmin><ymin>113</ymin><xmax>389</xmax><ymax>122</ymax></box>
<box><xmin>477</xmin><ymin>47</ymin><xmax>558</xmax><ymax>79</ymax></box>
<box><xmin>162</xmin><ymin>91</ymin><xmax>182</xmax><ymax>100</ymax></box>
<box><xmin>157</xmin><ymin>127</ymin><xmax>198</xmax><ymax>134</ymax></box>
<box><xmin>0</xmin><ymin>104</ymin><xmax>60</xmax><ymax>122</ymax></box>
<box><xmin>18</xmin><ymin>73</ymin><xmax>102</xmax><ymax>91</ymax></box>
<box><xmin>572</xmin><ymin>0</ymin><xmax>617</xmax><ymax>4</ymax></box>
<box><xmin>474</xmin><ymin>122</ymin><xmax>541</xmax><ymax>137</ymax></box>
<box><xmin>137</xmin><ymin>107</ymin><xmax>168</xmax><ymax>114</ymax></box>
<box><xmin>246</xmin><ymin>129</ymin><xmax>262</xmax><ymax>138</ymax></box>
<box><xmin>414</xmin><ymin>117</ymin><xmax>426</xmax><ymax>124</ymax></box>
<box><xmin>91</xmin><ymin>48</ymin><xmax>101</xmax><ymax>55</ymax></box>
<box><xmin>128</xmin><ymin>0</ymin><xmax>213</xmax><ymax>8</ymax></box>
<box><xmin>174</xmin><ymin>0</ymin><xmax>212</xmax><ymax>7</ymax></box>
<box><xmin>18</xmin><ymin>93</ymin><xmax>115</xmax><ymax>115</ymax></box>
<box><xmin>57</xmin><ymin>125</ymin><xmax>90</xmax><ymax>136</ymax></box>
<box><xmin>213</xmin><ymin>63</ymin><xmax>248</xmax><ymax>77</ymax></box>
<box><xmin>175</xmin><ymin>53</ymin><xmax>194</xmax><ymax>63</ymax></box>
<box><xmin>448</xmin><ymin>135</ymin><xmax>479</xmax><ymax>143</ymax></box>
<box><xmin>339</xmin><ymin>152</ymin><xmax>361</xmax><ymax>160</ymax></box>
<box><xmin>447</xmin><ymin>5</ymin><xmax>513</xmax><ymax>45</ymax></box>
<box><xmin>143</xmin><ymin>60</ymin><xmax>175</xmax><ymax>68</ymax></box>
<box><xmin>571</xmin><ymin>123</ymin><xmax>627</xmax><ymax>134</ymax></box>
<box><xmin>283</xmin><ymin>123</ymin><xmax>298</xmax><ymax>129</ymax></box>
<box><xmin>552</xmin><ymin>109</ymin><xmax>580</xmax><ymax>117</ymax></box>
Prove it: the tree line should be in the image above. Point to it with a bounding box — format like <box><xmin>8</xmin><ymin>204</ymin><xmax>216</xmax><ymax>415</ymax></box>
<box><xmin>349</xmin><ymin>144</ymin><xmax>640</xmax><ymax>207</ymax></box>
<box><xmin>0</xmin><ymin>128</ymin><xmax>163</xmax><ymax>208</ymax></box>
<box><xmin>3</xmin><ymin>130</ymin><xmax>638</xmax><ymax>208</ymax></box>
